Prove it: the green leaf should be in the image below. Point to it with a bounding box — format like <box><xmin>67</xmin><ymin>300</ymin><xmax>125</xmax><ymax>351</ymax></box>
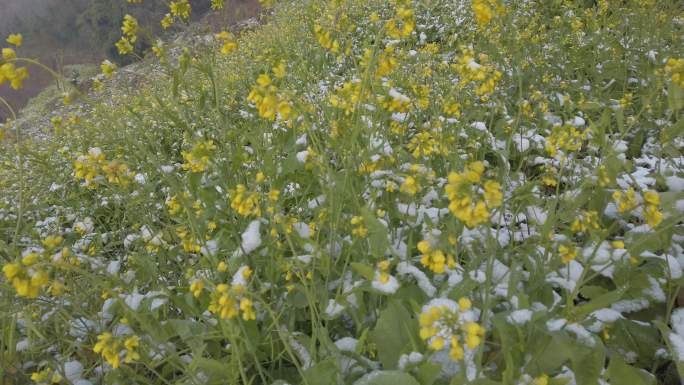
<box><xmin>608</xmin><ymin>319</ymin><xmax>661</xmax><ymax>368</ymax></box>
<box><xmin>351</xmin><ymin>262</ymin><xmax>375</xmax><ymax>281</ymax></box>
<box><xmin>492</xmin><ymin>315</ymin><xmax>521</xmax><ymax>383</ymax></box>
<box><xmin>573</xmin><ymin>289</ymin><xmax>624</xmax><ymax>318</ymax></box>
<box><xmin>530</xmin><ymin>334</ymin><xmax>571</xmax><ymax>375</ymax></box>
<box><xmin>626</xmin><ymin>128</ymin><xmax>644</xmax><ymax>159</ymax></box>
<box><xmin>302</xmin><ymin>358</ymin><xmax>340</xmax><ymax>385</ymax></box>
<box><xmin>606</xmin><ymin>355</ymin><xmax>655</xmax><ymax>385</ymax></box>
<box><xmin>353</xmin><ymin>371</ymin><xmax>420</xmax><ymax>385</ymax></box>
<box><xmin>415</xmin><ymin>361</ymin><xmax>441</xmax><ymax>385</ymax></box>
<box><xmin>166</xmin><ymin>319</ymin><xmax>206</xmax><ymax>340</ymax></box>
<box><xmin>193</xmin><ymin>357</ymin><xmax>235</xmax><ymax>380</ymax></box>
<box><xmin>669</xmin><ymin>84</ymin><xmax>684</xmax><ymax>112</ymax></box>
<box><xmin>654</xmin><ymin>321</ymin><xmax>684</xmax><ymax>380</ymax></box>
<box><xmin>362</xmin><ymin>208</ymin><xmax>389</xmax><ymax>258</ymax></box>
<box><xmin>470</xmin><ymin>380</ymin><xmax>502</xmax><ymax>385</ymax></box>
<box><xmin>579</xmin><ymin>285</ymin><xmax>609</xmax><ymax>300</ymax></box>
<box><xmin>449</xmin><ymin>375</ymin><xmax>502</xmax><ymax>385</ymax></box>
<box><xmin>370</xmin><ymin>301</ymin><xmax>419</xmax><ymax>369</ymax></box>
<box><xmin>560</xmin><ymin>335</ymin><xmax>605</xmax><ymax>385</ymax></box>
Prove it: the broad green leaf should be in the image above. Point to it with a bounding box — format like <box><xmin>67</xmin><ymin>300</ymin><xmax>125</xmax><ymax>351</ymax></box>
<box><xmin>669</xmin><ymin>84</ymin><xmax>684</xmax><ymax>112</ymax></box>
<box><xmin>608</xmin><ymin>319</ymin><xmax>661</xmax><ymax>368</ymax></box>
<box><xmin>531</xmin><ymin>334</ymin><xmax>571</xmax><ymax>374</ymax></box>
<box><xmin>351</xmin><ymin>262</ymin><xmax>375</xmax><ymax>281</ymax></box>
<box><xmin>572</xmin><ymin>289</ymin><xmax>624</xmax><ymax>318</ymax></box>
<box><xmin>626</xmin><ymin>128</ymin><xmax>644</xmax><ymax>159</ymax></box>
<box><xmin>559</xmin><ymin>335</ymin><xmax>605</xmax><ymax>385</ymax></box>
<box><xmin>654</xmin><ymin>321</ymin><xmax>684</xmax><ymax>380</ymax></box>
<box><xmin>415</xmin><ymin>361</ymin><xmax>441</xmax><ymax>385</ymax></box>
<box><xmin>579</xmin><ymin>285</ymin><xmax>609</xmax><ymax>300</ymax></box>
<box><xmin>606</xmin><ymin>355</ymin><xmax>655</xmax><ymax>385</ymax></box>
<box><xmin>370</xmin><ymin>301</ymin><xmax>419</xmax><ymax>369</ymax></box>
<box><xmin>362</xmin><ymin>208</ymin><xmax>389</xmax><ymax>258</ymax></box>
<box><xmin>193</xmin><ymin>357</ymin><xmax>235</xmax><ymax>380</ymax></box>
<box><xmin>302</xmin><ymin>358</ymin><xmax>340</xmax><ymax>385</ymax></box>
<box><xmin>353</xmin><ymin>371</ymin><xmax>420</xmax><ymax>385</ymax></box>
<box><xmin>492</xmin><ymin>314</ymin><xmax>521</xmax><ymax>383</ymax></box>
<box><xmin>470</xmin><ymin>379</ymin><xmax>502</xmax><ymax>385</ymax></box>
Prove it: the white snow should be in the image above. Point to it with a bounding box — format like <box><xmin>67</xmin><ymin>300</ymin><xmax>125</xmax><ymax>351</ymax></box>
<box><xmin>591</xmin><ymin>309</ymin><xmax>623</xmax><ymax>323</ymax></box>
<box><xmin>666</xmin><ymin>176</ymin><xmax>684</xmax><ymax>192</ymax></box>
<box><xmin>507</xmin><ymin>309</ymin><xmax>533</xmax><ymax>325</ymax></box>
<box><xmin>64</xmin><ymin>361</ymin><xmax>84</xmax><ymax>382</ymax></box>
<box><xmin>296</xmin><ymin>150</ymin><xmax>309</xmax><ymax>163</ymax></box>
<box><xmin>672</xmin><ymin>308</ymin><xmax>684</xmax><ymax>336</ymax></box>
<box><xmin>325</xmin><ymin>300</ymin><xmax>345</xmax><ymax>318</ymax></box>
<box><xmin>396</xmin><ymin>262</ymin><xmax>436</xmax><ymax>297</ymax></box>
<box><xmin>546</xmin><ymin>318</ymin><xmax>567</xmax><ymax>331</ymax></box>
<box><xmin>241</xmin><ymin>220</ymin><xmax>262</xmax><ymax>254</ymax></box>
<box><xmin>292</xmin><ymin>222</ymin><xmax>311</xmax><ymax>239</ymax></box>
<box><xmin>106</xmin><ymin>260</ymin><xmax>121</xmax><ymax>275</ymax></box>
<box><xmin>611</xmin><ymin>299</ymin><xmax>650</xmax><ymax>313</ymax></box>
<box><xmin>335</xmin><ymin>337</ymin><xmax>358</xmax><ymax>352</ymax></box>
<box><xmin>512</xmin><ymin>134</ymin><xmax>531</xmax><ymax>152</ymax></box>
<box><xmin>371</xmin><ymin>272</ymin><xmax>400</xmax><ymax>294</ymax></box>
<box><xmin>422</xmin><ymin>298</ymin><xmax>459</xmax><ymax>314</ymax></box>
<box><xmin>546</xmin><ymin>260</ymin><xmax>583</xmax><ymax>291</ymax></box>
<box><xmin>15</xmin><ymin>339</ymin><xmax>29</xmax><ymax>352</ymax></box>
<box><xmin>566</xmin><ymin>323</ymin><xmax>596</xmax><ymax>346</ymax></box>
<box><xmin>232</xmin><ymin>265</ymin><xmax>252</xmax><ymax>287</ymax></box>
<box><xmin>670</xmin><ymin>333</ymin><xmax>684</xmax><ymax>361</ymax></box>
<box><xmin>643</xmin><ymin>277</ymin><xmax>666</xmax><ymax>302</ymax></box>
<box><xmin>398</xmin><ymin>352</ymin><xmax>424</xmax><ymax>370</ymax></box>
<box><xmin>124</xmin><ymin>291</ymin><xmax>145</xmax><ymax>311</ymax></box>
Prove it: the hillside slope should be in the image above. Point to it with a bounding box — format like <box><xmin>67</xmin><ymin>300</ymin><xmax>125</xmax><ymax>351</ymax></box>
<box><xmin>1</xmin><ymin>1</ymin><xmax>684</xmax><ymax>385</ymax></box>
<box><xmin>0</xmin><ymin>0</ymin><xmax>260</xmax><ymax>120</ymax></box>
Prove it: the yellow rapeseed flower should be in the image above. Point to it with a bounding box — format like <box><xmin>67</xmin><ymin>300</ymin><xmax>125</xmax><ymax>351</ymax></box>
<box><xmin>6</xmin><ymin>33</ymin><xmax>22</xmax><ymax>47</ymax></box>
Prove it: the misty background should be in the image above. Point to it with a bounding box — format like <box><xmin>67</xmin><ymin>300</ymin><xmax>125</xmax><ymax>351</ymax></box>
<box><xmin>0</xmin><ymin>0</ymin><xmax>260</xmax><ymax>120</ymax></box>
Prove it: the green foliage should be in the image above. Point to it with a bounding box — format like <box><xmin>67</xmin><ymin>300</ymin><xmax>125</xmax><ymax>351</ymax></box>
<box><xmin>1</xmin><ymin>0</ymin><xmax>683</xmax><ymax>385</ymax></box>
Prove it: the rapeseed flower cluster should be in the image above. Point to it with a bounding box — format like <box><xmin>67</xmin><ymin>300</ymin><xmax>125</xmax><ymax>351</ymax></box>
<box><xmin>419</xmin><ymin>298</ymin><xmax>484</xmax><ymax>362</ymax></box>
<box><xmin>203</xmin><ymin>267</ymin><xmax>256</xmax><ymax>321</ymax></box>
<box><xmin>452</xmin><ymin>48</ymin><xmax>502</xmax><ymax>97</ymax></box>
<box><xmin>350</xmin><ymin>215</ymin><xmax>368</xmax><ymax>238</ymax></box>
<box><xmin>93</xmin><ymin>333</ymin><xmax>141</xmax><ymax>368</ymax></box>
<box><xmin>385</xmin><ymin>0</ymin><xmax>415</xmax><ymax>39</ymax></box>
<box><xmin>570</xmin><ymin>210</ymin><xmax>600</xmax><ymax>234</ymax></box>
<box><xmin>612</xmin><ymin>188</ymin><xmax>638</xmax><ymax>213</ymax></box>
<box><xmin>642</xmin><ymin>190</ymin><xmax>664</xmax><ymax>228</ymax></box>
<box><xmin>329</xmin><ymin>80</ymin><xmax>367</xmax><ymax>116</ymax></box>
<box><xmin>664</xmin><ymin>58</ymin><xmax>684</xmax><ymax>88</ymax></box>
<box><xmin>445</xmin><ymin>162</ymin><xmax>502</xmax><ymax>228</ymax></box>
<box><xmin>612</xmin><ymin>188</ymin><xmax>663</xmax><ymax>227</ymax></box>
<box><xmin>216</xmin><ymin>31</ymin><xmax>238</xmax><ymax>55</ymax></box>
<box><xmin>230</xmin><ymin>184</ymin><xmax>262</xmax><ymax>217</ymax></box>
<box><xmin>1</xmin><ymin>236</ymin><xmax>68</xmax><ymax>298</ymax></box>
<box><xmin>0</xmin><ymin>34</ymin><xmax>29</xmax><ymax>90</ymax></box>
<box><xmin>417</xmin><ymin>239</ymin><xmax>455</xmax><ymax>274</ymax></box>
<box><xmin>101</xmin><ymin>60</ymin><xmax>118</xmax><ymax>79</ymax></box>
<box><xmin>181</xmin><ymin>140</ymin><xmax>216</xmax><ymax>173</ymax></box>
<box><xmin>30</xmin><ymin>368</ymin><xmax>62</xmax><ymax>384</ymax></box>
<box><xmin>472</xmin><ymin>0</ymin><xmax>504</xmax><ymax>28</ymax></box>
<box><xmin>116</xmin><ymin>15</ymin><xmax>139</xmax><ymax>55</ymax></box>
<box><xmin>558</xmin><ymin>244</ymin><xmax>577</xmax><ymax>264</ymax></box>
<box><xmin>407</xmin><ymin>131</ymin><xmax>444</xmax><ymax>159</ymax></box>
<box><xmin>73</xmin><ymin>147</ymin><xmax>134</xmax><ymax>188</ymax></box>
<box><xmin>247</xmin><ymin>72</ymin><xmax>292</xmax><ymax>121</ymax></box>
<box><xmin>545</xmin><ymin>123</ymin><xmax>589</xmax><ymax>158</ymax></box>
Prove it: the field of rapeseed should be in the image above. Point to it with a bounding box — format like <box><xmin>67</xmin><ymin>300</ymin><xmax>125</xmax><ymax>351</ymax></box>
<box><xmin>1</xmin><ymin>0</ymin><xmax>684</xmax><ymax>384</ymax></box>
